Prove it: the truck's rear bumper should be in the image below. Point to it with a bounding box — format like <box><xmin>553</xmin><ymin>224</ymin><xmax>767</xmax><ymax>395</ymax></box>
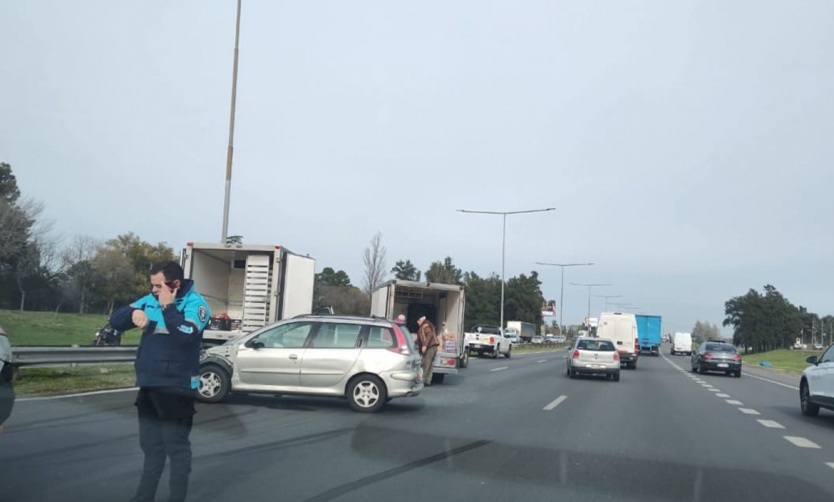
<box><xmin>469</xmin><ymin>344</ymin><xmax>496</xmax><ymax>353</ymax></box>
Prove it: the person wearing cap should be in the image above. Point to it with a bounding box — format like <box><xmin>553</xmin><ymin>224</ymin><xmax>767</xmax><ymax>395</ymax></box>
<box><xmin>416</xmin><ymin>316</ymin><xmax>439</xmax><ymax>385</ymax></box>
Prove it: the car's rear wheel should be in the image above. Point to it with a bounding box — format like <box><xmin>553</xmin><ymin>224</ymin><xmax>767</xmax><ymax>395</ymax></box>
<box><xmin>348</xmin><ymin>374</ymin><xmax>387</xmax><ymax>413</ymax></box>
<box><xmin>197</xmin><ymin>364</ymin><xmax>230</xmax><ymax>403</ymax></box>
<box><xmin>800</xmin><ymin>381</ymin><xmax>819</xmax><ymax>417</ymax></box>
<box><xmin>492</xmin><ymin>347</ymin><xmax>499</xmax><ymax>359</ymax></box>
<box><xmin>568</xmin><ymin>368</ymin><xmax>577</xmax><ymax>379</ymax></box>
<box><xmin>505</xmin><ymin>346</ymin><xmax>512</xmax><ymax>359</ymax></box>
<box><xmin>612</xmin><ymin>372</ymin><xmax>620</xmax><ymax>382</ymax></box>
<box><xmin>691</xmin><ymin>364</ymin><xmax>698</xmax><ymax>373</ymax></box>
<box><xmin>734</xmin><ymin>371</ymin><xmax>741</xmax><ymax>378</ymax></box>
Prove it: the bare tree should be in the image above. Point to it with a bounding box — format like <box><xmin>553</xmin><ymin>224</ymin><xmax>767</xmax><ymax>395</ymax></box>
<box><xmin>61</xmin><ymin>235</ymin><xmax>101</xmax><ymax>313</ymax></box>
<box><xmin>362</xmin><ymin>232</ymin><xmax>387</xmax><ymax>298</ymax></box>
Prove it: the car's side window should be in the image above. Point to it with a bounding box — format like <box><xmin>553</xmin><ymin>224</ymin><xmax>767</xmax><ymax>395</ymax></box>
<box><xmin>255</xmin><ymin>322</ymin><xmax>313</xmax><ymax>349</ymax></box>
<box><xmin>820</xmin><ymin>346</ymin><xmax>834</xmax><ymax>363</ymax></box>
<box><xmin>366</xmin><ymin>327</ymin><xmax>395</xmax><ymax>348</ymax></box>
<box><xmin>311</xmin><ymin>323</ymin><xmax>363</xmax><ymax>349</ymax></box>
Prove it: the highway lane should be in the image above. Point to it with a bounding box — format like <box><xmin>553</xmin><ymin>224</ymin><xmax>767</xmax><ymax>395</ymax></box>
<box><xmin>1</xmin><ymin>347</ymin><xmax>833</xmax><ymax>501</ymax></box>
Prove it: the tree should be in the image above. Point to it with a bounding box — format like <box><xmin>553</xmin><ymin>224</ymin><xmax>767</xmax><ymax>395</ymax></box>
<box><xmin>391</xmin><ymin>260</ymin><xmax>421</xmax><ymax>281</ymax></box>
<box><xmin>316</xmin><ymin>285</ymin><xmax>370</xmax><ymax>316</ymax></box>
<box><xmin>425</xmin><ymin>257</ymin><xmax>462</xmax><ymax>285</ymax></box>
<box><xmin>362</xmin><ymin>232</ymin><xmax>387</xmax><ymax>297</ymax></box>
<box><xmin>0</xmin><ymin>162</ymin><xmax>20</xmax><ymax>204</ymax></box>
<box><xmin>692</xmin><ymin>320</ymin><xmax>722</xmax><ymax>343</ymax></box>
<box><xmin>724</xmin><ymin>285</ymin><xmax>800</xmax><ymax>353</ymax></box>
<box><xmin>60</xmin><ymin>235</ymin><xmax>101</xmax><ymax>313</ymax></box>
<box><xmin>504</xmin><ymin>271</ymin><xmax>546</xmax><ymax>328</ymax></box>
<box><xmin>463</xmin><ymin>271</ymin><xmax>502</xmax><ymax>327</ymax></box>
<box><xmin>92</xmin><ymin>247</ymin><xmax>138</xmax><ymax>315</ymax></box>
<box><xmin>316</xmin><ymin>267</ymin><xmax>352</xmax><ymax>287</ymax></box>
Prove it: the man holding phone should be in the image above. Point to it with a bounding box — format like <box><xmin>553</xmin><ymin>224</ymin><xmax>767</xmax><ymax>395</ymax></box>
<box><xmin>110</xmin><ymin>261</ymin><xmax>211</xmax><ymax>502</ymax></box>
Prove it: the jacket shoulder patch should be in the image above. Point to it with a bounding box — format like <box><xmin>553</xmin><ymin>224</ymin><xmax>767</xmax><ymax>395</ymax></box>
<box><xmin>198</xmin><ymin>306</ymin><xmax>208</xmax><ymax>323</ymax></box>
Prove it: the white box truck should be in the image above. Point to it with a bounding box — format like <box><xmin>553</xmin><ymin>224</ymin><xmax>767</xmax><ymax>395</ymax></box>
<box><xmin>371</xmin><ymin>280</ymin><xmax>467</xmax><ymax>383</ymax></box>
<box><xmin>506</xmin><ymin>321</ymin><xmax>536</xmax><ymax>343</ymax></box>
<box><xmin>181</xmin><ymin>242</ymin><xmax>316</xmax><ymax>346</ymax></box>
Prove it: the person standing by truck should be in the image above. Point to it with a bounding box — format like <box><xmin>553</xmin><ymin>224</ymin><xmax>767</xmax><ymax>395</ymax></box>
<box><xmin>417</xmin><ymin>316</ymin><xmax>439</xmax><ymax>385</ymax></box>
<box><xmin>0</xmin><ymin>324</ymin><xmax>15</xmax><ymax>435</ymax></box>
<box><xmin>109</xmin><ymin>261</ymin><xmax>211</xmax><ymax>502</ymax></box>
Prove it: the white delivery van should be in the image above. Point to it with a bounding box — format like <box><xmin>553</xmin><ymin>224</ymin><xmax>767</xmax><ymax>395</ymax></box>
<box><xmin>596</xmin><ymin>312</ymin><xmax>639</xmax><ymax>369</ymax></box>
<box><xmin>671</xmin><ymin>332</ymin><xmax>693</xmax><ymax>356</ymax></box>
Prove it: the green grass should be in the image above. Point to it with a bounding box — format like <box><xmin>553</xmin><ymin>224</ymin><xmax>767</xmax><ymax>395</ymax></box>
<box><xmin>13</xmin><ymin>364</ymin><xmax>136</xmax><ymax>397</ymax></box>
<box><xmin>0</xmin><ymin>309</ymin><xmax>141</xmax><ymax>346</ymax></box>
<box><xmin>513</xmin><ymin>343</ymin><xmax>567</xmax><ymax>354</ymax></box>
<box><xmin>740</xmin><ymin>348</ymin><xmax>821</xmax><ymax>375</ymax></box>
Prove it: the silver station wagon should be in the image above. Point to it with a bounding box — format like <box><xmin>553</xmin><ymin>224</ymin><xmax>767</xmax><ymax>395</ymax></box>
<box><xmin>197</xmin><ymin>315</ymin><xmax>424</xmax><ymax>412</ymax></box>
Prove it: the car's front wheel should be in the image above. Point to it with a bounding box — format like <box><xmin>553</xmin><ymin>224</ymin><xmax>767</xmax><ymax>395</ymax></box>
<box><xmin>197</xmin><ymin>364</ymin><xmax>230</xmax><ymax>403</ymax></box>
<box><xmin>348</xmin><ymin>374</ymin><xmax>387</xmax><ymax>413</ymax></box>
<box><xmin>800</xmin><ymin>381</ymin><xmax>819</xmax><ymax>417</ymax></box>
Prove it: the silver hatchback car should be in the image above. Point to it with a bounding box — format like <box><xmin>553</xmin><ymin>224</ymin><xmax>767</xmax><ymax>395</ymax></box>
<box><xmin>197</xmin><ymin>315</ymin><xmax>424</xmax><ymax>412</ymax></box>
<box><xmin>566</xmin><ymin>337</ymin><xmax>621</xmax><ymax>381</ymax></box>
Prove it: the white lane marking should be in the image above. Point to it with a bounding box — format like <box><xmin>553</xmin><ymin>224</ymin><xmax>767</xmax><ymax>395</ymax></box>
<box><xmin>537</xmin><ymin>360</ymin><xmax>548</xmax><ymax>364</ymax></box>
<box><xmin>701</xmin><ymin>384</ymin><xmax>713</xmax><ymax>388</ymax></box>
<box><xmin>784</xmin><ymin>436</ymin><xmax>821</xmax><ymax>449</ymax></box>
<box><xmin>491</xmin><ymin>366</ymin><xmax>509</xmax><ymax>372</ymax></box>
<box><xmin>743</xmin><ymin>372</ymin><xmax>798</xmax><ymax>390</ymax></box>
<box><xmin>716</xmin><ymin>393</ymin><xmax>730</xmax><ymax>398</ymax></box>
<box><xmin>543</xmin><ymin>395</ymin><xmax>568</xmax><ymax>411</ymax></box>
<box><xmin>18</xmin><ymin>386</ymin><xmax>137</xmax><ymax>402</ymax></box>
<box><xmin>757</xmin><ymin>420</ymin><xmax>785</xmax><ymax>429</ymax></box>
<box><xmin>708</xmin><ymin>389</ymin><xmax>720</xmax><ymax>393</ymax></box>
<box><xmin>726</xmin><ymin>400</ymin><xmax>744</xmax><ymax>405</ymax></box>
<box><xmin>826</xmin><ymin>462</ymin><xmax>834</xmax><ymax>471</ymax></box>
<box><xmin>739</xmin><ymin>408</ymin><xmax>761</xmax><ymax>415</ymax></box>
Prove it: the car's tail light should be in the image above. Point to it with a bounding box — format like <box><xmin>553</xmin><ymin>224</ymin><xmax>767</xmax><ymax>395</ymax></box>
<box><xmin>733</xmin><ymin>354</ymin><xmax>741</xmax><ymax>361</ymax></box>
<box><xmin>634</xmin><ymin>338</ymin><xmax>639</xmax><ymax>351</ymax></box>
<box><xmin>613</xmin><ymin>352</ymin><xmax>620</xmax><ymax>361</ymax></box>
<box><xmin>703</xmin><ymin>353</ymin><xmax>713</xmax><ymax>359</ymax></box>
<box><xmin>390</xmin><ymin>325</ymin><xmax>412</xmax><ymax>355</ymax></box>
<box><xmin>572</xmin><ymin>349</ymin><xmax>580</xmax><ymax>359</ymax></box>
<box><xmin>489</xmin><ymin>336</ymin><xmax>495</xmax><ymax>344</ymax></box>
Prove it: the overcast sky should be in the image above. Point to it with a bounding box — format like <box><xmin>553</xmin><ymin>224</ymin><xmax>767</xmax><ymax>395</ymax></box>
<box><xmin>3</xmin><ymin>1</ymin><xmax>833</xmax><ymax>334</ymax></box>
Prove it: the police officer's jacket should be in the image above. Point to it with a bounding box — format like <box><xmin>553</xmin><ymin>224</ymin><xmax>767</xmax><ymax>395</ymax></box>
<box><xmin>110</xmin><ymin>280</ymin><xmax>211</xmax><ymax>389</ymax></box>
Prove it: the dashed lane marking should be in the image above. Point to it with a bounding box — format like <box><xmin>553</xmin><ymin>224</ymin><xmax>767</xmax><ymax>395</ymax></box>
<box><xmin>543</xmin><ymin>395</ymin><xmax>568</xmax><ymax>411</ymax></box>
<box><xmin>757</xmin><ymin>420</ymin><xmax>785</xmax><ymax>429</ymax></box>
<box><xmin>739</xmin><ymin>408</ymin><xmax>761</xmax><ymax>415</ymax></box>
<box><xmin>726</xmin><ymin>400</ymin><xmax>744</xmax><ymax>405</ymax></box>
<box><xmin>784</xmin><ymin>436</ymin><xmax>821</xmax><ymax>449</ymax></box>
<box><xmin>490</xmin><ymin>367</ymin><xmax>509</xmax><ymax>372</ymax></box>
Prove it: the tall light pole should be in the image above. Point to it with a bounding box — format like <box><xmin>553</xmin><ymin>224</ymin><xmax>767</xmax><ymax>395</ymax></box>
<box><xmin>221</xmin><ymin>0</ymin><xmax>243</xmax><ymax>244</ymax></box>
<box><xmin>571</xmin><ymin>283</ymin><xmax>612</xmax><ymax>326</ymax></box>
<box><xmin>594</xmin><ymin>294</ymin><xmax>622</xmax><ymax>311</ymax></box>
<box><xmin>459</xmin><ymin>208</ymin><xmax>555</xmax><ymax>332</ymax></box>
<box><xmin>535</xmin><ymin>262</ymin><xmax>594</xmax><ymax>333</ymax></box>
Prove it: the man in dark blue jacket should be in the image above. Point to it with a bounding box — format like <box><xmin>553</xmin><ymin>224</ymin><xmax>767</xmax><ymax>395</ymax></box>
<box><xmin>110</xmin><ymin>261</ymin><xmax>210</xmax><ymax>502</ymax></box>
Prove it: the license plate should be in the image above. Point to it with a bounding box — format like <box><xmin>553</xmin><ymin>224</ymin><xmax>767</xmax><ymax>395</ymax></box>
<box><xmin>717</xmin><ymin>363</ymin><xmax>729</xmax><ymax>368</ymax></box>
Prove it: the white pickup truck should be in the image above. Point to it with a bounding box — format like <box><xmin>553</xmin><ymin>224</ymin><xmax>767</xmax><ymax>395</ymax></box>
<box><xmin>465</xmin><ymin>324</ymin><xmax>512</xmax><ymax>359</ymax></box>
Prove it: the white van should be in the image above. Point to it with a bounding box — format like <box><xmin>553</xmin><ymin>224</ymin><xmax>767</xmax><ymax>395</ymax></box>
<box><xmin>671</xmin><ymin>332</ymin><xmax>692</xmax><ymax>356</ymax></box>
<box><xmin>596</xmin><ymin>312</ymin><xmax>639</xmax><ymax>369</ymax></box>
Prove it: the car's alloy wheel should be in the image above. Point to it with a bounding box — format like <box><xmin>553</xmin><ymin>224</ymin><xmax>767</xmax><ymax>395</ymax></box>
<box><xmin>800</xmin><ymin>382</ymin><xmax>819</xmax><ymax>417</ymax></box>
<box><xmin>197</xmin><ymin>365</ymin><xmax>230</xmax><ymax>403</ymax></box>
<box><xmin>348</xmin><ymin>375</ymin><xmax>387</xmax><ymax>413</ymax></box>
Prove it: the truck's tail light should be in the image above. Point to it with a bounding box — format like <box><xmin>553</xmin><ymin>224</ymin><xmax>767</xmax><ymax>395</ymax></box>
<box><xmin>613</xmin><ymin>352</ymin><xmax>620</xmax><ymax>361</ymax></box>
<box><xmin>634</xmin><ymin>339</ymin><xmax>639</xmax><ymax>351</ymax></box>
<box><xmin>489</xmin><ymin>336</ymin><xmax>495</xmax><ymax>344</ymax></box>
<box><xmin>572</xmin><ymin>350</ymin><xmax>580</xmax><ymax>359</ymax></box>
<box><xmin>391</xmin><ymin>325</ymin><xmax>412</xmax><ymax>356</ymax></box>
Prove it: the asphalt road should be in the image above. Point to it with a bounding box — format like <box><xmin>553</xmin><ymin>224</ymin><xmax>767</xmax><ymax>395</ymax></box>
<box><xmin>2</xmin><ymin>345</ymin><xmax>834</xmax><ymax>501</ymax></box>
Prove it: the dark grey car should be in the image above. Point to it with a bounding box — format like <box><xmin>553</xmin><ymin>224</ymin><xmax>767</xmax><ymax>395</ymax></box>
<box><xmin>691</xmin><ymin>341</ymin><xmax>742</xmax><ymax>377</ymax></box>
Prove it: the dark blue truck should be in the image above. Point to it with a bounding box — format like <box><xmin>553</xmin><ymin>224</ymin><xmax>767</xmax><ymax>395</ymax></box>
<box><xmin>636</xmin><ymin>315</ymin><xmax>662</xmax><ymax>356</ymax></box>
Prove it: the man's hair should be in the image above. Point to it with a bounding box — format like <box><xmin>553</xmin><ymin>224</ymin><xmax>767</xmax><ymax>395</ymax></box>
<box><xmin>149</xmin><ymin>261</ymin><xmax>184</xmax><ymax>282</ymax></box>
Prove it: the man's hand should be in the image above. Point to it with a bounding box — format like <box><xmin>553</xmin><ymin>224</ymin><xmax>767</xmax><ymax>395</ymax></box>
<box><xmin>157</xmin><ymin>283</ymin><xmax>178</xmax><ymax>307</ymax></box>
<box><xmin>132</xmin><ymin>310</ymin><xmax>149</xmax><ymax>329</ymax></box>
<box><xmin>421</xmin><ymin>346</ymin><xmax>426</xmax><ymax>354</ymax></box>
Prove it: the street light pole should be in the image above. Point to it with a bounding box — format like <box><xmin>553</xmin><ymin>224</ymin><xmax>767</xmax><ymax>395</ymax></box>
<box><xmin>571</xmin><ymin>283</ymin><xmax>612</xmax><ymax>325</ymax></box>
<box><xmin>459</xmin><ymin>208</ymin><xmax>555</xmax><ymax>333</ymax></box>
<box><xmin>535</xmin><ymin>262</ymin><xmax>594</xmax><ymax>333</ymax></box>
<box><xmin>221</xmin><ymin>0</ymin><xmax>243</xmax><ymax>244</ymax></box>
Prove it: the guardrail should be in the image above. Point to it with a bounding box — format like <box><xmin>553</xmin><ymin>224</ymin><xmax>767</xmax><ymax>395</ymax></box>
<box><xmin>11</xmin><ymin>346</ymin><xmax>138</xmax><ymax>367</ymax></box>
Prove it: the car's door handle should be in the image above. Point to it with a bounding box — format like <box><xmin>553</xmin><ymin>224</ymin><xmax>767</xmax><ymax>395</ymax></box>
<box><xmin>289</xmin><ymin>354</ymin><xmax>299</xmax><ymax>360</ymax></box>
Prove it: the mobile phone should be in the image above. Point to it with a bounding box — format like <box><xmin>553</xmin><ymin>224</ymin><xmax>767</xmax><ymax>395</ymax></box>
<box><xmin>165</xmin><ymin>281</ymin><xmax>178</xmax><ymax>292</ymax></box>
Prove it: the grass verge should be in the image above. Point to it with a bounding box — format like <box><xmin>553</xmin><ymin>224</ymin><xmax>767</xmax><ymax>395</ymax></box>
<box><xmin>740</xmin><ymin>349</ymin><xmax>820</xmax><ymax>375</ymax></box>
<box><xmin>513</xmin><ymin>344</ymin><xmax>567</xmax><ymax>354</ymax></box>
<box><xmin>0</xmin><ymin>309</ymin><xmax>141</xmax><ymax>346</ymax></box>
<box><xmin>14</xmin><ymin>364</ymin><xmax>136</xmax><ymax>397</ymax></box>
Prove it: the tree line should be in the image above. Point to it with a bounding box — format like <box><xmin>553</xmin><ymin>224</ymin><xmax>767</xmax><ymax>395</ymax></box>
<box><xmin>723</xmin><ymin>284</ymin><xmax>833</xmax><ymax>353</ymax></box>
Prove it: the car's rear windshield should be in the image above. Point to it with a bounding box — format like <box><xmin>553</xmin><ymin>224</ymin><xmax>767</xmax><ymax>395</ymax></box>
<box><xmin>577</xmin><ymin>340</ymin><xmax>615</xmax><ymax>351</ymax></box>
<box><xmin>706</xmin><ymin>343</ymin><xmax>736</xmax><ymax>352</ymax></box>
<box><xmin>471</xmin><ymin>325</ymin><xmax>501</xmax><ymax>335</ymax></box>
